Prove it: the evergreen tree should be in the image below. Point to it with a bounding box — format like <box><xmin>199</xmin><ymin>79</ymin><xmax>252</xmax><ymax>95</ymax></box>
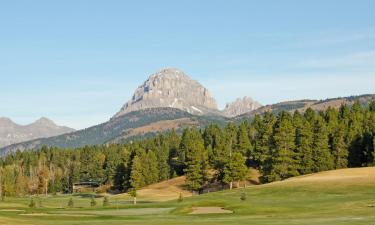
<box><xmin>222</xmin><ymin>152</ymin><xmax>248</xmax><ymax>189</ymax></box>
<box><xmin>347</xmin><ymin>101</ymin><xmax>365</xmax><ymax>166</ymax></box>
<box><xmin>236</xmin><ymin>121</ymin><xmax>252</xmax><ymax>157</ymax></box>
<box><xmin>312</xmin><ymin>115</ymin><xmax>334</xmax><ymax>172</ymax></box>
<box><xmin>143</xmin><ymin>151</ymin><xmax>159</xmax><ymax>185</ymax></box>
<box><xmin>130</xmin><ymin>155</ymin><xmax>145</xmax><ymax>189</ymax></box>
<box><xmin>331</xmin><ymin>123</ymin><xmax>348</xmax><ymax>169</ymax></box>
<box><xmin>294</xmin><ymin>112</ymin><xmax>314</xmax><ymax>174</ymax></box>
<box><xmin>253</xmin><ymin>112</ymin><xmax>276</xmax><ymax>174</ymax></box>
<box><xmin>266</xmin><ymin>112</ymin><xmax>299</xmax><ymax>182</ymax></box>
<box><xmin>181</xmin><ymin>128</ymin><xmax>208</xmax><ymax>192</ymax></box>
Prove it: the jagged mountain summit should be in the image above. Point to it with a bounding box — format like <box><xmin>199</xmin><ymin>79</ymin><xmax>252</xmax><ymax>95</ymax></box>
<box><xmin>0</xmin><ymin>117</ymin><xmax>75</xmax><ymax>148</ymax></box>
<box><xmin>223</xmin><ymin>96</ymin><xmax>262</xmax><ymax>117</ymax></box>
<box><xmin>113</xmin><ymin>68</ymin><xmax>220</xmax><ymax>118</ymax></box>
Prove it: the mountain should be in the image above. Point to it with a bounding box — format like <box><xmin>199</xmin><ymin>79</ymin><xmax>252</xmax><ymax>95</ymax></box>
<box><xmin>0</xmin><ymin>108</ymin><xmax>227</xmax><ymax>155</ymax></box>
<box><xmin>0</xmin><ymin>117</ymin><xmax>75</xmax><ymax>148</ymax></box>
<box><xmin>114</xmin><ymin>68</ymin><xmax>220</xmax><ymax>118</ymax></box>
<box><xmin>223</xmin><ymin>96</ymin><xmax>262</xmax><ymax>117</ymax></box>
<box><xmin>235</xmin><ymin>94</ymin><xmax>375</xmax><ymax>120</ymax></box>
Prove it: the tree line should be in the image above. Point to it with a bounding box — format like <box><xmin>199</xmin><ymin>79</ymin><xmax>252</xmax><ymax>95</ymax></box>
<box><xmin>0</xmin><ymin>101</ymin><xmax>374</xmax><ymax>198</ymax></box>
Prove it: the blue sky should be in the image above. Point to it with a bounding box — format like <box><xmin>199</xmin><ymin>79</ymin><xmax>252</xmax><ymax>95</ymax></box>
<box><xmin>1</xmin><ymin>0</ymin><xmax>375</xmax><ymax>129</ymax></box>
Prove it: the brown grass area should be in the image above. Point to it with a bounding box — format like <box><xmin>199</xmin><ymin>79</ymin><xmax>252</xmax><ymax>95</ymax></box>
<box><xmin>137</xmin><ymin>176</ymin><xmax>192</xmax><ymax>201</ymax></box>
<box><xmin>284</xmin><ymin>167</ymin><xmax>375</xmax><ymax>185</ymax></box>
<box><xmin>115</xmin><ymin>176</ymin><xmax>192</xmax><ymax>201</ymax></box>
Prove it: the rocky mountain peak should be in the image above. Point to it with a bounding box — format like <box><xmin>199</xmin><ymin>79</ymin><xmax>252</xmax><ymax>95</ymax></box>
<box><xmin>33</xmin><ymin>117</ymin><xmax>56</xmax><ymax>126</ymax></box>
<box><xmin>223</xmin><ymin>96</ymin><xmax>262</xmax><ymax>117</ymax></box>
<box><xmin>113</xmin><ymin>68</ymin><xmax>219</xmax><ymax>118</ymax></box>
<box><xmin>0</xmin><ymin>117</ymin><xmax>16</xmax><ymax>125</ymax></box>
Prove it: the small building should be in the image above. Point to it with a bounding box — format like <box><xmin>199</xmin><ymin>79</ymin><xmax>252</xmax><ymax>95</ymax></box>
<box><xmin>73</xmin><ymin>181</ymin><xmax>100</xmax><ymax>193</ymax></box>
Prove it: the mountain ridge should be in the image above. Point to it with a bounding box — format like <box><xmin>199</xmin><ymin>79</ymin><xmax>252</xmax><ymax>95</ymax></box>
<box><xmin>0</xmin><ymin>117</ymin><xmax>75</xmax><ymax>148</ymax></box>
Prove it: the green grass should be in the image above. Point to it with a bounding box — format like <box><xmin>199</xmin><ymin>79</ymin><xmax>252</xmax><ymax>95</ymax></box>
<box><xmin>1</xmin><ymin>168</ymin><xmax>375</xmax><ymax>225</ymax></box>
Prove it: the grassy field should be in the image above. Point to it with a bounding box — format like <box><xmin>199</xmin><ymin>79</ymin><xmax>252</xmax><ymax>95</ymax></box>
<box><xmin>1</xmin><ymin>167</ymin><xmax>375</xmax><ymax>225</ymax></box>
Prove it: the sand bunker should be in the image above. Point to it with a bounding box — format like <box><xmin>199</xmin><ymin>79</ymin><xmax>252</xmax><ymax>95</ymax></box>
<box><xmin>190</xmin><ymin>207</ymin><xmax>233</xmax><ymax>214</ymax></box>
<box><xmin>0</xmin><ymin>209</ymin><xmax>25</xmax><ymax>212</ymax></box>
<box><xmin>20</xmin><ymin>213</ymin><xmax>93</xmax><ymax>217</ymax></box>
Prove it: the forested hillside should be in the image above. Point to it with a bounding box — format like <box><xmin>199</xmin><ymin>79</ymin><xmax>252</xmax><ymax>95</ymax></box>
<box><xmin>0</xmin><ymin>101</ymin><xmax>374</xmax><ymax>197</ymax></box>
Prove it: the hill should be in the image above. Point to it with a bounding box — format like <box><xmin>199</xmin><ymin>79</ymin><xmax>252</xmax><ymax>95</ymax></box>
<box><xmin>0</xmin><ymin>108</ymin><xmax>227</xmax><ymax>155</ymax></box>
<box><xmin>235</xmin><ymin>94</ymin><xmax>375</xmax><ymax>120</ymax></box>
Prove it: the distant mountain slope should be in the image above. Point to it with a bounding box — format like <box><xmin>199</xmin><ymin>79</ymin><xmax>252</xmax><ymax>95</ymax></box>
<box><xmin>235</xmin><ymin>94</ymin><xmax>375</xmax><ymax>120</ymax></box>
<box><xmin>1</xmin><ymin>94</ymin><xmax>373</xmax><ymax>155</ymax></box>
<box><xmin>0</xmin><ymin>108</ymin><xmax>227</xmax><ymax>155</ymax></box>
<box><xmin>0</xmin><ymin>117</ymin><xmax>75</xmax><ymax>148</ymax></box>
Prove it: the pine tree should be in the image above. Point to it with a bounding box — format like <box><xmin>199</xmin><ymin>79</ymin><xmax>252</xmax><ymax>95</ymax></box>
<box><xmin>312</xmin><ymin>115</ymin><xmax>334</xmax><ymax>172</ymax></box>
<box><xmin>143</xmin><ymin>151</ymin><xmax>159</xmax><ymax>185</ymax></box>
<box><xmin>222</xmin><ymin>152</ymin><xmax>248</xmax><ymax>189</ymax></box>
<box><xmin>182</xmin><ymin>128</ymin><xmax>208</xmax><ymax>192</ymax></box>
<box><xmin>130</xmin><ymin>155</ymin><xmax>145</xmax><ymax>189</ymax></box>
<box><xmin>331</xmin><ymin>123</ymin><xmax>348</xmax><ymax>169</ymax></box>
<box><xmin>236</xmin><ymin>121</ymin><xmax>252</xmax><ymax>157</ymax></box>
<box><xmin>266</xmin><ymin>112</ymin><xmax>299</xmax><ymax>182</ymax></box>
<box><xmin>294</xmin><ymin>111</ymin><xmax>314</xmax><ymax>174</ymax></box>
<box><xmin>347</xmin><ymin>101</ymin><xmax>365</xmax><ymax>166</ymax></box>
<box><xmin>253</xmin><ymin>112</ymin><xmax>276</xmax><ymax>175</ymax></box>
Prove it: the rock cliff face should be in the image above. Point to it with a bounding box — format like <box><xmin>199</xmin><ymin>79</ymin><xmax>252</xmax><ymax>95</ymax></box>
<box><xmin>223</xmin><ymin>97</ymin><xmax>262</xmax><ymax>117</ymax></box>
<box><xmin>0</xmin><ymin>117</ymin><xmax>75</xmax><ymax>148</ymax></box>
<box><xmin>113</xmin><ymin>68</ymin><xmax>219</xmax><ymax>118</ymax></box>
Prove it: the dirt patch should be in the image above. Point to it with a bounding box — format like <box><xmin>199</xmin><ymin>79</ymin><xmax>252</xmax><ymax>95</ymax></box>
<box><xmin>190</xmin><ymin>207</ymin><xmax>233</xmax><ymax>215</ymax></box>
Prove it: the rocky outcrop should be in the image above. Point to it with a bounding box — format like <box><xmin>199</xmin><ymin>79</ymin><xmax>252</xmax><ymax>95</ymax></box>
<box><xmin>0</xmin><ymin>117</ymin><xmax>75</xmax><ymax>148</ymax></box>
<box><xmin>113</xmin><ymin>68</ymin><xmax>219</xmax><ymax>118</ymax></box>
<box><xmin>222</xmin><ymin>97</ymin><xmax>262</xmax><ymax>117</ymax></box>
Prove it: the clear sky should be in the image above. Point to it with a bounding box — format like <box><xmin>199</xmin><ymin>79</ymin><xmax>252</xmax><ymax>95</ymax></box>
<box><xmin>1</xmin><ymin>0</ymin><xmax>375</xmax><ymax>129</ymax></box>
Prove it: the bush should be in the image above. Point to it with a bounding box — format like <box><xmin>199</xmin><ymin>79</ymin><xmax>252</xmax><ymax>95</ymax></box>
<box><xmin>240</xmin><ymin>192</ymin><xmax>247</xmax><ymax>201</ymax></box>
<box><xmin>68</xmin><ymin>197</ymin><xmax>74</xmax><ymax>208</ymax></box>
<box><xmin>103</xmin><ymin>196</ymin><xmax>110</xmax><ymax>207</ymax></box>
<box><xmin>178</xmin><ymin>192</ymin><xmax>184</xmax><ymax>203</ymax></box>
<box><xmin>90</xmin><ymin>197</ymin><xmax>97</xmax><ymax>207</ymax></box>
<box><xmin>29</xmin><ymin>198</ymin><xmax>36</xmax><ymax>208</ymax></box>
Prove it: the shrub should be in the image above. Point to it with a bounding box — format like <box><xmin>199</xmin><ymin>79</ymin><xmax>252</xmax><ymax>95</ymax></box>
<box><xmin>178</xmin><ymin>192</ymin><xmax>184</xmax><ymax>203</ymax></box>
<box><xmin>90</xmin><ymin>196</ymin><xmax>97</xmax><ymax>207</ymax></box>
<box><xmin>240</xmin><ymin>192</ymin><xmax>247</xmax><ymax>201</ymax></box>
<box><xmin>68</xmin><ymin>197</ymin><xmax>74</xmax><ymax>208</ymax></box>
<box><xmin>29</xmin><ymin>198</ymin><xmax>36</xmax><ymax>208</ymax></box>
<box><xmin>103</xmin><ymin>196</ymin><xmax>110</xmax><ymax>207</ymax></box>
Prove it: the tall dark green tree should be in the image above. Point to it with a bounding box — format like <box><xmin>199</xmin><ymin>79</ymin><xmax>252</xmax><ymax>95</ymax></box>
<box><xmin>181</xmin><ymin>128</ymin><xmax>208</xmax><ymax>192</ymax></box>
<box><xmin>331</xmin><ymin>123</ymin><xmax>348</xmax><ymax>169</ymax></box>
<box><xmin>312</xmin><ymin>115</ymin><xmax>334</xmax><ymax>172</ymax></box>
<box><xmin>236</xmin><ymin>121</ymin><xmax>252</xmax><ymax>157</ymax></box>
<box><xmin>222</xmin><ymin>152</ymin><xmax>248</xmax><ymax>189</ymax></box>
<box><xmin>266</xmin><ymin>112</ymin><xmax>299</xmax><ymax>182</ymax></box>
<box><xmin>294</xmin><ymin>111</ymin><xmax>314</xmax><ymax>174</ymax></box>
